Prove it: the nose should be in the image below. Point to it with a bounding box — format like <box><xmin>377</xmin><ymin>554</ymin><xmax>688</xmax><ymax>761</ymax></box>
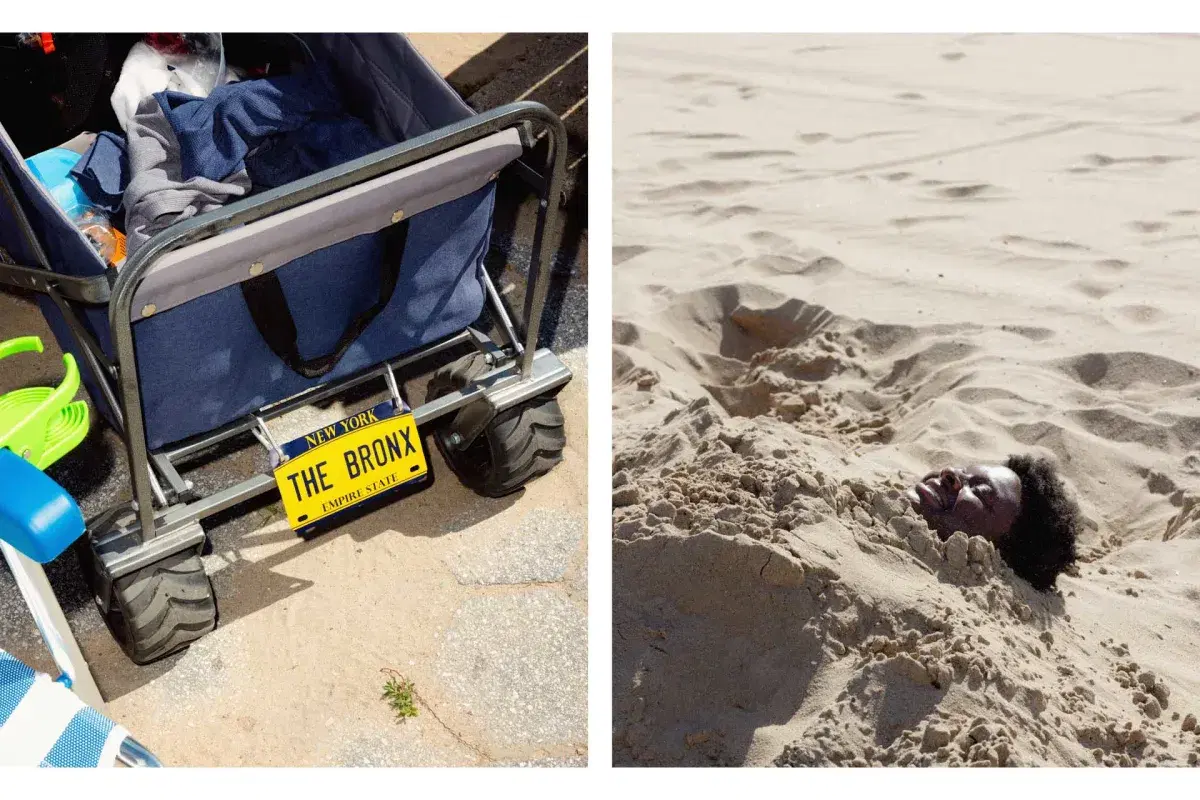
<box><xmin>939</xmin><ymin>468</ymin><xmax>962</xmax><ymax>492</ymax></box>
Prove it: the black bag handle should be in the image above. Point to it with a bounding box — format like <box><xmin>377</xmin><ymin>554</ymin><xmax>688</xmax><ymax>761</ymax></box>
<box><xmin>240</xmin><ymin>220</ymin><xmax>410</xmax><ymax>380</ymax></box>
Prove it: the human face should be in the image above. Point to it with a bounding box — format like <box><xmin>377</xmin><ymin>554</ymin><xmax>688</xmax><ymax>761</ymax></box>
<box><xmin>905</xmin><ymin>464</ymin><xmax>1022</xmax><ymax>542</ymax></box>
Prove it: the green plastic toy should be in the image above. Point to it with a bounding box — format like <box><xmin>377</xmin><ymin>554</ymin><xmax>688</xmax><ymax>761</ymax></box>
<box><xmin>0</xmin><ymin>336</ymin><xmax>90</xmax><ymax>470</ymax></box>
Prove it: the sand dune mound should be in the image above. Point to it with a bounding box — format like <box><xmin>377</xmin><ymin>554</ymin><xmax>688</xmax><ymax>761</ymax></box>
<box><xmin>612</xmin><ymin>288</ymin><xmax>1200</xmax><ymax>767</ymax></box>
<box><xmin>613</xmin><ymin>400</ymin><xmax>1200</xmax><ymax>767</ymax></box>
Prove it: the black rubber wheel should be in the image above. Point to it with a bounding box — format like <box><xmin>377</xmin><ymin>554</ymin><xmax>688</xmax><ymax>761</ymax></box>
<box><xmin>426</xmin><ymin>353</ymin><xmax>567</xmax><ymax>497</ymax></box>
<box><xmin>78</xmin><ymin>544</ymin><xmax>217</xmax><ymax>665</ymax></box>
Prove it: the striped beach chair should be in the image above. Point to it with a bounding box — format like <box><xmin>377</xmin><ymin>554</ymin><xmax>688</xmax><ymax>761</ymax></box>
<box><xmin>0</xmin><ymin>649</ymin><xmax>159</xmax><ymax>767</ymax></box>
<box><xmin>0</xmin><ymin>445</ymin><xmax>160</xmax><ymax>766</ymax></box>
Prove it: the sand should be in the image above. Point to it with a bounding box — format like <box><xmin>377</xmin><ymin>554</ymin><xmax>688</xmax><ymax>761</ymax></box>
<box><xmin>612</xmin><ymin>33</ymin><xmax>1200</xmax><ymax>767</ymax></box>
<box><xmin>405</xmin><ymin>33</ymin><xmax>505</xmax><ymax>76</ymax></box>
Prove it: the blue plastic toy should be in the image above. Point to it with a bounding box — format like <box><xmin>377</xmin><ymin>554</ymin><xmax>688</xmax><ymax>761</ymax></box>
<box><xmin>0</xmin><ymin>447</ymin><xmax>86</xmax><ymax>563</ymax></box>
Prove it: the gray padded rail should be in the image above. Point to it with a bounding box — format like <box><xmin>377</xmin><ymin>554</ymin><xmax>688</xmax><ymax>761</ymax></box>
<box><xmin>130</xmin><ymin>128</ymin><xmax>522</xmax><ymax>319</ymax></box>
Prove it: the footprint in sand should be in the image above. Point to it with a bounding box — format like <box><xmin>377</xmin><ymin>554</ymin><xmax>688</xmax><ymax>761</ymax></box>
<box><xmin>778</xmin><ymin>165</ymin><xmax>817</xmax><ymax>178</ymax></box>
<box><xmin>1144</xmin><ymin>234</ymin><xmax>1200</xmax><ymax>250</ymax></box>
<box><xmin>658</xmin><ymin>285</ymin><xmax>836</xmax><ymax>366</ymax></box>
<box><xmin>644</xmin><ymin>179</ymin><xmax>759</xmax><ymax>201</ymax></box>
<box><xmin>998</xmin><ymin>324</ymin><xmax>1055</xmax><ymax>342</ymax></box>
<box><xmin>998</xmin><ymin>235</ymin><xmax>1091</xmax><ymax>259</ymax></box>
<box><xmin>685</xmin><ymin>132</ymin><xmax>744</xmax><ymax>141</ymax></box>
<box><xmin>667</xmin><ymin>73</ymin><xmax>738</xmax><ymax>88</ymax></box>
<box><xmin>1115</xmin><ymin>304</ymin><xmax>1165</xmax><ymax>325</ymax></box>
<box><xmin>797</xmin><ymin>132</ymin><xmax>831</xmax><ymax>145</ymax></box>
<box><xmin>1104</xmin><ymin>86</ymin><xmax>1169</xmax><ymax>100</ymax></box>
<box><xmin>739</xmin><ymin>252</ymin><xmax>846</xmax><ymax>278</ymax></box>
<box><xmin>705</xmin><ymin>149</ymin><xmax>796</xmax><ymax>162</ymax></box>
<box><xmin>1068</xmin><ymin>408</ymin><xmax>1175</xmax><ymax>453</ymax></box>
<box><xmin>895</xmin><ymin>92</ymin><xmax>925</xmax><ymax>101</ymax></box>
<box><xmin>1127</xmin><ymin>220</ymin><xmax>1170</xmax><ymax>234</ymax></box>
<box><xmin>998</xmin><ymin>112</ymin><xmax>1049</xmax><ymax>127</ymax></box>
<box><xmin>1089</xmin><ymin>153</ymin><xmax>1186</xmax><ymax>167</ymax></box>
<box><xmin>639</xmin><ymin>130</ymin><xmax>746</xmax><ymax>142</ymax></box>
<box><xmin>613</xmin><ymin>245</ymin><xmax>653</xmax><ymax>266</ymax></box>
<box><xmin>1057</xmin><ymin>351</ymin><xmax>1200</xmax><ymax>390</ymax></box>
<box><xmin>936</xmin><ymin>183</ymin><xmax>998</xmax><ymax>201</ymax></box>
<box><xmin>690</xmin><ymin>203</ymin><xmax>761</xmax><ymax>220</ymax></box>
<box><xmin>941</xmin><ymin>52</ymin><xmax>967</xmax><ymax>61</ymax></box>
<box><xmin>831</xmin><ymin>130</ymin><xmax>915</xmax><ymax>145</ymax></box>
<box><xmin>1093</xmin><ymin>258</ymin><xmax>1132</xmax><ymax>272</ymax></box>
<box><xmin>1068</xmin><ymin>153</ymin><xmax>1189</xmax><ymax>174</ymax></box>
<box><xmin>1071</xmin><ymin>279</ymin><xmax>1116</xmax><ymax>300</ymax></box>
<box><xmin>746</xmin><ymin>230</ymin><xmax>797</xmax><ymax>251</ymax></box>
<box><xmin>889</xmin><ymin>215</ymin><xmax>966</xmax><ymax>229</ymax></box>
<box><xmin>1167</xmin><ymin>209</ymin><xmax>1200</xmax><ymax>217</ymax></box>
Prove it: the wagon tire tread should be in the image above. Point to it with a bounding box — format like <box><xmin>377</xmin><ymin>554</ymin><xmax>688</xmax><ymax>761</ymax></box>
<box><xmin>104</xmin><ymin>551</ymin><xmax>217</xmax><ymax>665</ymax></box>
<box><xmin>426</xmin><ymin>353</ymin><xmax>567</xmax><ymax>497</ymax></box>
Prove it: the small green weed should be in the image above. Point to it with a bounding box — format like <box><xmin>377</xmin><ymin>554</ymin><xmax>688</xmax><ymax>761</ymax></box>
<box><xmin>381</xmin><ymin>669</ymin><xmax>419</xmax><ymax>722</ymax></box>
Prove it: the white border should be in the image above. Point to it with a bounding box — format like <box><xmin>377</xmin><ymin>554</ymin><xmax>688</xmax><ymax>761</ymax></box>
<box><xmin>588</xmin><ymin>25</ymin><xmax>614</xmax><ymax>773</ymax></box>
<box><xmin>4</xmin><ymin>4</ymin><xmax>1200</xmax><ymax>791</ymax></box>
<box><xmin>11</xmin><ymin>3</ymin><xmax>1200</xmax><ymax>32</ymax></box>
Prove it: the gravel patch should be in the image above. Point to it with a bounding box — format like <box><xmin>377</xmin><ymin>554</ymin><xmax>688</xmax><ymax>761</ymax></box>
<box><xmin>327</xmin><ymin>722</ymin><xmax>477</xmax><ymax>767</ymax></box>
<box><xmin>436</xmin><ymin>588</ymin><xmax>586</xmax><ymax>748</ymax></box>
<box><xmin>445</xmin><ymin>507</ymin><xmax>584</xmax><ymax>585</ymax></box>
<box><xmin>498</xmin><ymin>755</ymin><xmax>587</xmax><ymax>767</ymax></box>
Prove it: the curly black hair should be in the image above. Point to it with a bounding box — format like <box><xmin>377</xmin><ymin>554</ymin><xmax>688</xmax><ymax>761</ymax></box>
<box><xmin>996</xmin><ymin>455</ymin><xmax>1080</xmax><ymax>592</ymax></box>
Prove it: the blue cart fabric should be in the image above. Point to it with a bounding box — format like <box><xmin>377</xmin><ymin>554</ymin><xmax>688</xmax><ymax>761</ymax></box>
<box><xmin>0</xmin><ymin>34</ymin><xmax>495</xmax><ymax>449</ymax></box>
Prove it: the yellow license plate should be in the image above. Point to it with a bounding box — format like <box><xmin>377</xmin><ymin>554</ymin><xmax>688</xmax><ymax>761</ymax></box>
<box><xmin>273</xmin><ymin>402</ymin><xmax>428</xmax><ymax>530</ymax></box>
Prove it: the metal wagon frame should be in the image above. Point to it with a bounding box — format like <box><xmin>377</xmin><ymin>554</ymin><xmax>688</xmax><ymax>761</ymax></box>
<box><xmin>0</xmin><ymin>98</ymin><xmax>573</xmax><ymax>647</ymax></box>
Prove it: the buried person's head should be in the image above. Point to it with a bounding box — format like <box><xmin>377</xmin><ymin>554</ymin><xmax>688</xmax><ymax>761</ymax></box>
<box><xmin>906</xmin><ymin>455</ymin><xmax>1079</xmax><ymax>591</ymax></box>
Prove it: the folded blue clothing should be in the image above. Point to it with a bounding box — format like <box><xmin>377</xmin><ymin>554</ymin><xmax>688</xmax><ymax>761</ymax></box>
<box><xmin>155</xmin><ymin>67</ymin><xmax>387</xmax><ymax>187</ymax></box>
<box><xmin>69</xmin><ymin>132</ymin><xmax>129</xmax><ymax>214</ymax></box>
<box><xmin>123</xmin><ymin>67</ymin><xmax>388</xmax><ymax>255</ymax></box>
<box><xmin>243</xmin><ymin>117</ymin><xmax>388</xmax><ymax>191</ymax></box>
